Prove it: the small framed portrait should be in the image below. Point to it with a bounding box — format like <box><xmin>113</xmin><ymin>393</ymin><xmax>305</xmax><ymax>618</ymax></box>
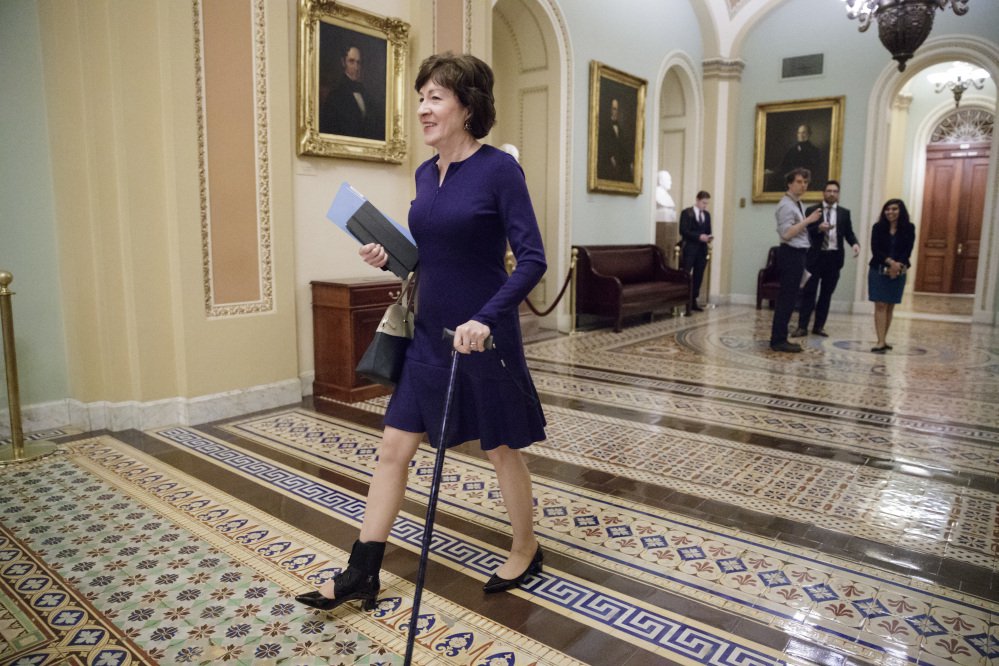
<box><xmin>297</xmin><ymin>0</ymin><xmax>409</xmax><ymax>162</ymax></box>
<box><xmin>753</xmin><ymin>96</ymin><xmax>845</xmax><ymax>203</ymax></box>
<box><xmin>587</xmin><ymin>61</ymin><xmax>647</xmax><ymax>195</ymax></box>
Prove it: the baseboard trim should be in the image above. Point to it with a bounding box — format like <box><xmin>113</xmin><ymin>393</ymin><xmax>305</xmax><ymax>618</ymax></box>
<box><xmin>0</xmin><ymin>379</ymin><xmax>303</xmax><ymax>437</ymax></box>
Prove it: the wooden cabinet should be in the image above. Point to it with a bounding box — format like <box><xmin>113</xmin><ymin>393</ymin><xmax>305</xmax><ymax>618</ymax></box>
<box><xmin>311</xmin><ymin>277</ymin><xmax>402</xmax><ymax>402</ymax></box>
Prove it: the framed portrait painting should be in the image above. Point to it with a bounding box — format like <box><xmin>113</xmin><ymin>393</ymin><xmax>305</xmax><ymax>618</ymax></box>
<box><xmin>753</xmin><ymin>96</ymin><xmax>845</xmax><ymax>203</ymax></box>
<box><xmin>297</xmin><ymin>0</ymin><xmax>409</xmax><ymax>162</ymax></box>
<box><xmin>588</xmin><ymin>61</ymin><xmax>646</xmax><ymax>195</ymax></box>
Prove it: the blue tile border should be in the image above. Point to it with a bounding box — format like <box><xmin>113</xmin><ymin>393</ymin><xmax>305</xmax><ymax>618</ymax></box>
<box><xmin>155</xmin><ymin>426</ymin><xmax>787</xmax><ymax>666</ymax></box>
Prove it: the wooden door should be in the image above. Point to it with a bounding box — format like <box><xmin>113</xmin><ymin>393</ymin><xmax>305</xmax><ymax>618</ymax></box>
<box><xmin>915</xmin><ymin>143</ymin><xmax>989</xmax><ymax>293</ymax></box>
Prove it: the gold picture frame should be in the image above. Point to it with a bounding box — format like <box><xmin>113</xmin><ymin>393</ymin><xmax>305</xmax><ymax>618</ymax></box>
<box><xmin>297</xmin><ymin>0</ymin><xmax>409</xmax><ymax>162</ymax></box>
<box><xmin>753</xmin><ymin>96</ymin><xmax>845</xmax><ymax>203</ymax></box>
<box><xmin>587</xmin><ymin>61</ymin><xmax>646</xmax><ymax>195</ymax></box>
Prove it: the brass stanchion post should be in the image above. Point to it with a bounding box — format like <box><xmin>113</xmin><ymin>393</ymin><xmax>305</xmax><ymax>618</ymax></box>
<box><xmin>1</xmin><ymin>271</ymin><xmax>59</xmax><ymax>465</ymax></box>
<box><xmin>569</xmin><ymin>248</ymin><xmax>578</xmax><ymax>335</ymax></box>
<box><xmin>705</xmin><ymin>243</ymin><xmax>716</xmax><ymax>309</ymax></box>
<box><xmin>674</xmin><ymin>243</ymin><xmax>687</xmax><ymax>317</ymax></box>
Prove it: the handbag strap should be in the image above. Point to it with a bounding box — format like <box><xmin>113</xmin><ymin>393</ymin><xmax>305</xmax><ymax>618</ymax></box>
<box><xmin>400</xmin><ymin>269</ymin><xmax>419</xmax><ymax>315</ymax></box>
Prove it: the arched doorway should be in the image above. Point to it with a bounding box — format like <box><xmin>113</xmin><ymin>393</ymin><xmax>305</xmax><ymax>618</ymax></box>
<box><xmin>491</xmin><ymin>0</ymin><xmax>570</xmax><ymax>331</ymax></box>
<box><xmin>855</xmin><ymin>36</ymin><xmax>999</xmax><ymax>324</ymax></box>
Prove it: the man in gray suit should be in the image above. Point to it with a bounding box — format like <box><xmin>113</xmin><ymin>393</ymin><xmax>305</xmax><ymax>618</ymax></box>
<box><xmin>792</xmin><ymin>180</ymin><xmax>860</xmax><ymax>337</ymax></box>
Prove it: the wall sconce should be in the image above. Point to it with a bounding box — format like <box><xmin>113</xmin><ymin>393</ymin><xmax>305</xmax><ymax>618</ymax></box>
<box><xmin>928</xmin><ymin>63</ymin><xmax>989</xmax><ymax>108</ymax></box>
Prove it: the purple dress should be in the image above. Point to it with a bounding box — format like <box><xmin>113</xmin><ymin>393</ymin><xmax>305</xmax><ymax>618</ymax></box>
<box><xmin>383</xmin><ymin>144</ymin><xmax>548</xmax><ymax>450</ymax></box>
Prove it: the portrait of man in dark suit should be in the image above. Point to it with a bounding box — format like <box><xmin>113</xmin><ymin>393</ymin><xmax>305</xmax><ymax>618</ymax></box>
<box><xmin>758</xmin><ymin>103</ymin><xmax>838</xmax><ymax>196</ymax></box>
<box><xmin>596</xmin><ymin>79</ymin><xmax>636</xmax><ymax>183</ymax></box>
<box><xmin>775</xmin><ymin>124</ymin><xmax>825</xmax><ymax>189</ymax></box>
<box><xmin>318</xmin><ymin>25</ymin><xmax>386</xmax><ymax>141</ymax></box>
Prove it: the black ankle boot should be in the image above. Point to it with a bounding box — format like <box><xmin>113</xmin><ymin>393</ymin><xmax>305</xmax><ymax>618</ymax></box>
<box><xmin>296</xmin><ymin>540</ymin><xmax>385</xmax><ymax>611</ymax></box>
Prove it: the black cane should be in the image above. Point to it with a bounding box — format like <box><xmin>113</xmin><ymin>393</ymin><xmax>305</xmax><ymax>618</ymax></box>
<box><xmin>403</xmin><ymin>329</ymin><xmax>494</xmax><ymax>665</ymax></box>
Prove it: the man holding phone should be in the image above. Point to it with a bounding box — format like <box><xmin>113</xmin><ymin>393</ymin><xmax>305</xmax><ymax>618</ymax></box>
<box><xmin>793</xmin><ymin>180</ymin><xmax>860</xmax><ymax>338</ymax></box>
<box><xmin>679</xmin><ymin>191</ymin><xmax>713</xmax><ymax>311</ymax></box>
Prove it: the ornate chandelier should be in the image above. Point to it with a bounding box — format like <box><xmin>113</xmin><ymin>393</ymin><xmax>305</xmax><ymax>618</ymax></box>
<box><xmin>841</xmin><ymin>0</ymin><xmax>970</xmax><ymax>72</ymax></box>
<box><xmin>927</xmin><ymin>63</ymin><xmax>990</xmax><ymax>108</ymax></box>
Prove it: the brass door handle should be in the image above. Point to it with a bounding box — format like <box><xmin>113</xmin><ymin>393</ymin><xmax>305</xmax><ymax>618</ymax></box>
<box><xmin>957</xmin><ymin>243</ymin><xmax>963</xmax><ymax>256</ymax></box>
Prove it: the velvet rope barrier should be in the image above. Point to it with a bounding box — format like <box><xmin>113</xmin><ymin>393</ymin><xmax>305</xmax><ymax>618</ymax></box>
<box><xmin>522</xmin><ymin>263</ymin><xmax>574</xmax><ymax>317</ymax></box>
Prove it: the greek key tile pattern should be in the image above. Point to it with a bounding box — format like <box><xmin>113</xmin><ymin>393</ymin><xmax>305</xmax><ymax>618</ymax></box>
<box><xmin>152</xmin><ymin>426</ymin><xmax>790</xmax><ymax>666</ymax></box>
<box><xmin>216</xmin><ymin>410</ymin><xmax>998</xmax><ymax>666</ymax></box>
<box><xmin>0</xmin><ymin>437</ymin><xmax>579</xmax><ymax>665</ymax></box>
<box><xmin>304</xmin><ymin>394</ymin><xmax>997</xmax><ymax>568</ymax></box>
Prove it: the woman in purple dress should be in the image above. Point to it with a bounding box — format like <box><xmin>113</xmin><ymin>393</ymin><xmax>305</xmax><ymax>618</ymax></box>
<box><xmin>296</xmin><ymin>53</ymin><xmax>547</xmax><ymax>612</ymax></box>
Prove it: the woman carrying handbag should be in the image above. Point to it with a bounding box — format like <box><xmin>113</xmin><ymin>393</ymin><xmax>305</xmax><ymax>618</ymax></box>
<box><xmin>296</xmin><ymin>52</ymin><xmax>548</xmax><ymax>613</ymax></box>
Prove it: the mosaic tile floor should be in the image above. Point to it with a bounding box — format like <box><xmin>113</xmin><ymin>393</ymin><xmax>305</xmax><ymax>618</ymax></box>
<box><xmin>0</xmin><ymin>438</ymin><xmax>577</xmax><ymax>665</ymax></box>
<box><xmin>2</xmin><ymin>306</ymin><xmax>997</xmax><ymax>665</ymax></box>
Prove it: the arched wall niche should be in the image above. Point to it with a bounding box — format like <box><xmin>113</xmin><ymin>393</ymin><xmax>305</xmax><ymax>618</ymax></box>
<box><xmin>652</xmin><ymin>53</ymin><xmax>703</xmax><ymax>266</ymax></box>
<box><xmin>491</xmin><ymin>0</ymin><xmax>573</xmax><ymax>330</ymax></box>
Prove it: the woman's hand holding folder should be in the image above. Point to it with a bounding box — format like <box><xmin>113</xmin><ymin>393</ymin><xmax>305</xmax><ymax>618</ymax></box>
<box><xmin>359</xmin><ymin>243</ymin><xmax>389</xmax><ymax>270</ymax></box>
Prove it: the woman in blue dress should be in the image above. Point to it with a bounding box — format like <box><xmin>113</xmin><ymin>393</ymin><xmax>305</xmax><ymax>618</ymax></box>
<box><xmin>868</xmin><ymin>199</ymin><xmax>915</xmax><ymax>352</ymax></box>
<box><xmin>297</xmin><ymin>53</ymin><xmax>548</xmax><ymax>612</ymax></box>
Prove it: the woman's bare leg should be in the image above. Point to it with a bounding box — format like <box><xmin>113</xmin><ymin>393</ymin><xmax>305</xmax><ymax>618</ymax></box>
<box><xmin>487</xmin><ymin>445</ymin><xmax>539</xmax><ymax>579</ymax></box>
<box><xmin>318</xmin><ymin>426</ymin><xmax>422</xmax><ymax>597</ymax></box>
<box><xmin>874</xmin><ymin>302</ymin><xmax>888</xmax><ymax>347</ymax></box>
<box><xmin>884</xmin><ymin>303</ymin><xmax>895</xmax><ymax>344</ymax></box>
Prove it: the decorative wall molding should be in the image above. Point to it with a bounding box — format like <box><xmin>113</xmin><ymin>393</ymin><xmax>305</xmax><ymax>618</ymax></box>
<box><xmin>465</xmin><ymin>0</ymin><xmax>473</xmax><ymax>52</ymax></box>
<box><xmin>930</xmin><ymin>107</ymin><xmax>994</xmax><ymax>143</ymax></box>
<box><xmin>0</xmin><ymin>379</ymin><xmax>302</xmax><ymax>437</ymax></box>
<box><xmin>702</xmin><ymin>57</ymin><xmax>745</xmax><ymax>81</ymax></box>
<box><xmin>893</xmin><ymin>92</ymin><xmax>914</xmax><ymax>111</ymax></box>
<box><xmin>194</xmin><ymin>0</ymin><xmax>275</xmax><ymax>318</ymax></box>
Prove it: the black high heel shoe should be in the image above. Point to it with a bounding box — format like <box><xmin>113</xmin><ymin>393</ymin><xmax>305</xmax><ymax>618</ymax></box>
<box><xmin>483</xmin><ymin>546</ymin><xmax>543</xmax><ymax>594</ymax></box>
<box><xmin>295</xmin><ymin>540</ymin><xmax>385</xmax><ymax>611</ymax></box>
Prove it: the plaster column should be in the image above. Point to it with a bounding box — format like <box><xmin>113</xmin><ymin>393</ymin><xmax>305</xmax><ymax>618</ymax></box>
<box><xmin>701</xmin><ymin>57</ymin><xmax>745</xmax><ymax>298</ymax></box>
<box><xmin>885</xmin><ymin>92</ymin><xmax>914</xmax><ymax>199</ymax></box>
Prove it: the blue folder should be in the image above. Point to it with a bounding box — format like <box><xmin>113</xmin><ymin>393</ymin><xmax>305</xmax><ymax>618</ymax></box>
<box><xmin>327</xmin><ymin>182</ymin><xmax>418</xmax><ymax>279</ymax></box>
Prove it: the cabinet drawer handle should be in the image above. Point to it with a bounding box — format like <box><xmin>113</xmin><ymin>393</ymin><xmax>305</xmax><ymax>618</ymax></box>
<box><xmin>388</xmin><ymin>289</ymin><xmax>401</xmax><ymax>299</ymax></box>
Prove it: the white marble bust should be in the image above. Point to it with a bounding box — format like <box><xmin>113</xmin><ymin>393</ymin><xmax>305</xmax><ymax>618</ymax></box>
<box><xmin>655</xmin><ymin>170</ymin><xmax>677</xmax><ymax>222</ymax></box>
<box><xmin>499</xmin><ymin>143</ymin><xmax>521</xmax><ymax>163</ymax></box>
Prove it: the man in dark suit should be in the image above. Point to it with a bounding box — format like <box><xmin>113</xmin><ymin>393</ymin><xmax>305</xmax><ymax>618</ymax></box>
<box><xmin>597</xmin><ymin>98</ymin><xmax>631</xmax><ymax>181</ymax></box>
<box><xmin>679</xmin><ymin>191</ymin><xmax>713</xmax><ymax>311</ymax></box>
<box><xmin>773</xmin><ymin>124</ymin><xmax>825</xmax><ymax>191</ymax></box>
<box><xmin>320</xmin><ymin>45</ymin><xmax>383</xmax><ymax>140</ymax></box>
<box><xmin>792</xmin><ymin>180</ymin><xmax>860</xmax><ymax>337</ymax></box>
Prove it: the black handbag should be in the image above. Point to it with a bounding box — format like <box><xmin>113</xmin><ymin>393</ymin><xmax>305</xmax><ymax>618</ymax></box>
<box><xmin>355</xmin><ymin>272</ymin><xmax>417</xmax><ymax>387</ymax></box>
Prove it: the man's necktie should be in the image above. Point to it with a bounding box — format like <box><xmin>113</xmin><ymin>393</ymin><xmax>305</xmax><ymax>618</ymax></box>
<box><xmin>822</xmin><ymin>207</ymin><xmax>830</xmax><ymax>250</ymax></box>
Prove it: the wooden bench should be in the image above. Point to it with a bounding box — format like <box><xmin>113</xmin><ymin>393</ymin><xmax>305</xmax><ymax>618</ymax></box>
<box><xmin>574</xmin><ymin>244</ymin><xmax>691</xmax><ymax>332</ymax></box>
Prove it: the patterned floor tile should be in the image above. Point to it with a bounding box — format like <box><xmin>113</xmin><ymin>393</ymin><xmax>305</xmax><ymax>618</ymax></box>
<box><xmin>299</xmin><ymin>397</ymin><xmax>998</xmax><ymax>568</ymax></box>
<box><xmin>525</xmin><ymin>308</ymin><xmax>999</xmax><ymax>427</ymax></box>
<box><xmin>0</xmin><ymin>437</ymin><xmax>584</xmax><ymax>666</ymax></box>
<box><xmin>203</xmin><ymin>410</ymin><xmax>998</xmax><ymax>665</ymax></box>
<box><xmin>153</xmin><ymin>425</ymin><xmax>794</xmax><ymax>666</ymax></box>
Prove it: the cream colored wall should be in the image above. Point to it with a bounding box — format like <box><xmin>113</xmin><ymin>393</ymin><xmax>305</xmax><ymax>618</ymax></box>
<box><xmin>37</xmin><ymin>0</ymin><xmax>298</xmax><ymax>406</ymax></box>
<box><xmin>292</xmin><ymin>0</ymin><xmax>468</xmax><ymax>385</ymax></box>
